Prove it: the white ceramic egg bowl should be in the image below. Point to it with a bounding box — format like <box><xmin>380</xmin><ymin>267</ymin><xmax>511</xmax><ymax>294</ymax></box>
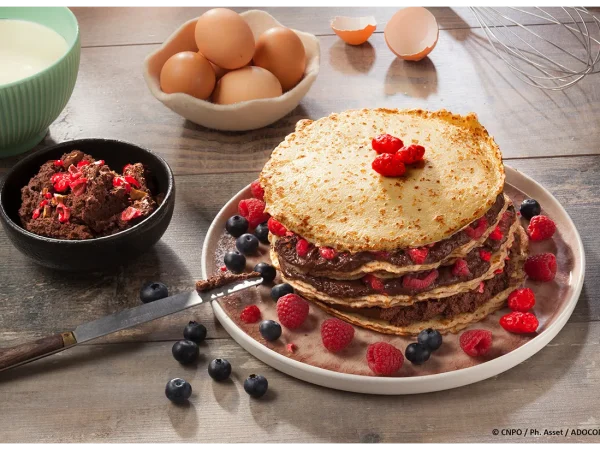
<box><xmin>143</xmin><ymin>10</ymin><xmax>320</xmax><ymax>131</ymax></box>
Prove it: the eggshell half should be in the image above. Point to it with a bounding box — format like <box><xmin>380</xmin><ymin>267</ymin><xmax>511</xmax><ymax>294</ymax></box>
<box><xmin>331</xmin><ymin>16</ymin><xmax>376</xmax><ymax>45</ymax></box>
<box><xmin>384</xmin><ymin>7</ymin><xmax>439</xmax><ymax>61</ymax></box>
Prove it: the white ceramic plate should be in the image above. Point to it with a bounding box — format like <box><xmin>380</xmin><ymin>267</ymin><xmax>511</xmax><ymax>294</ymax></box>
<box><xmin>201</xmin><ymin>166</ymin><xmax>585</xmax><ymax>395</ymax></box>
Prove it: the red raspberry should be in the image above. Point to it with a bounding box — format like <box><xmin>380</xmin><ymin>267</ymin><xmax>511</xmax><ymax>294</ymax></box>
<box><xmin>465</xmin><ymin>217</ymin><xmax>488</xmax><ymax>239</ymax></box>
<box><xmin>407</xmin><ymin>247</ymin><xmax>428</xmax><ymax>264</ymax></box>
<box><xmin>372</xmin><ymin>153</ymin><xmax>406</xmax><ymax>177</ymax></box>
<box><xmin>32</xmin><ymin>208</ymin><xmax>41</xmax><ymax>220</ymax></box>
<box><xmin>121</xmin><ymin>206</ymin><xmax>142</xmax><ymax>222</ymax></box>
<box><xmin>57</xmin><ymin>204</ymin><xmax>71</xmax><ymax>223</ymax></box>
<box><xmin>402</xmin><ymin>270</ymin><xmax>439</xmax><ymax>290</ymax></box>
<box><xmin>479</xmin><ymin>249</ymin><xmax>492</xmax><ymax>262</ymax></box>
<box><xmin>53</xmin><ymin>159</ymin><xmax>64</xmax><ymax>167</ymax></box>
<box><xmin>452</xmin><ymin>258</ymin><xmax>471</xmax><ymax>277</ymax></box>
<box><xmin>276</xmin><ymin>294</ymin><xmax>309</xmax><ymax>329</ymax></box>
<box><xmin>319</xmin><ymin>247</ymin><xmax>336</xmax><ymax>260</ymax></box>
<box><xmin>296</xmin><ymin>238</ymin><xmax>310</xmax><ymax>257</ymax></box>
<box><xmin>77</xmin><ymin>160</ymin><xmax>90</xmax><ymax>168</ymax></box>
<box><xmin>250</xmin><ymin>180</ymin><xmax>265</xmax><ymax>201</ymax></box>
<box><xmin>488</xmin><ymin>226</ymin><xmax>503</xmax><ymax>241</ymax></box>
<box><xmin>372</xmin><ymin>250</ymin><xmax>390</xmax><ymax>260</ymax></box>
<box><xmin>238</xmin><ymin>198</ymin><xmax>269</xmax><ymax>228</ymax></box>
<box><xmin>240</xmin><ymin>305</ymin><xmax>261</xmax><ymax>324</ymax></box>
<box><xmin>507</xmin><ymin>288</ymin><xmax>536</xmax><ymax>312</ymax></box>
<box><xmin>396</xmin><ymin>144</ymin><xmax>425</xmax><ymax>164</ymax></box>
<box><xmin>478</xmin><ymin>281</ymin><xmax>485</xmax><ymax>293</ymax></box>
<box><xmin>366</xmin><ymin>342</ymin><xmax>404</xmax><ymax>376</ymax></box>
<box><xmin>371</xmin><ymin>133</ymin><xmax>403</xmax><ymax>154</ymax></box>
<box><xmin>527</xmin><ymin>215</ymin><xmax>556</xmax><ymax>241</ymax></box>
<box><xmin>321</xmin><ymin>318</ymin><xmax>354</xmax><ymax>353</ymax></box>
<box><xmin>267</xmin><ymin>217</ymin><xmax>287</xmax><ymax>236</ymax></box>
<box><xmin>459</xmin><ymin>329</ymin><xmax>493</xmax><ymax>357</ymax></box>
<box><xmin>500</xmin><ymin>311</ymin><xmax>539</xmax><ymax>334</ymax></box>
<box><xmin>44</xmin><ymin>192</ymin><xmax>52</xmax><ymax>199</ymax></box>
<box><xmin>494</xmin><ymin>268</ymin><xmax>503</xmax><ymax>274</ymax></box>
<box><xmin>362</xmin><ymin>274</ymin><xmax>385</xmax><ymax>292</ymax></box>
<box><xmin>286</xmin><ymin>343</ymin><xmax>297</xmax><ymax>353</ymax></box>
<box><xmin>524</xmin><ymin>253</ymin><xmax>557</xmax><ymax>282</ymax></box>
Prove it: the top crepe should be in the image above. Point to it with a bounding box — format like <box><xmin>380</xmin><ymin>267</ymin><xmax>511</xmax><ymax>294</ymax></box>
<box><xmin>260</xmin><ymin>108</ymin><xmax>505</xmax><ymax>252</ymax></box>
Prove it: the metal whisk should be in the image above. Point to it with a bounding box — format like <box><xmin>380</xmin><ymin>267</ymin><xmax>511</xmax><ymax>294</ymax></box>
<box><xmin>470</xmin><ymin>7</ymin><xmax>600</xmax><ymax>90</ymax></box>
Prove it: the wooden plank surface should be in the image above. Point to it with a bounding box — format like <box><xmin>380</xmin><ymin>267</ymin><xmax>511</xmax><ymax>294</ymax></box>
<box><xmin>1</xmin><ymin>321</ymin><xmax>598</xmax><ymax>443</ymax></box>
<box><xmin>2</xmin><ymin>23</ymin><xmax>600</xmax><ymax>177</ymax></box>
<box><xmin>71</xmin><ymin>7</ymin><xmax>600</xmax><ymax>47</ymax></box>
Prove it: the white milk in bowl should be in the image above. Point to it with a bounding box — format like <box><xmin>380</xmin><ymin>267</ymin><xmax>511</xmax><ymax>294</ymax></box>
<box><xmin>0</xmin><ymin>19</ymin><xmax>69</xmax><ymax>85</ymax></box>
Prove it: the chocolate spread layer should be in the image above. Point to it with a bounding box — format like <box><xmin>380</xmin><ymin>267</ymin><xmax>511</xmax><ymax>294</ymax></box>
<box><xmin>274</xmin><ymin>193</ymin><xmax>506</xmax><ymax>273</ymax></box>
<box><xmin>330</xmin><ymin>232</ymin><xmax>522</xmax><ymax>326</ymax></box>
<box><xmin>196</xmin><ymin>271</ymin><xmax>261</xmax><ymax>292</ymax></box>
<box><xmin>279</xmin><ymin>207</ymin><xmax>516</xmax><ymax>298</ymax></box>
<box><xmin>19</xmin><ymin>150</ymin><xmax>159</xmax><ymax>240</ymax></box>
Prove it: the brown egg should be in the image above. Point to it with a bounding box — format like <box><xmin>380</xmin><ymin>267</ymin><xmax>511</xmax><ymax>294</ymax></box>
<box><xmin>160</xmin><ymin>51</ymin><xmax>216</xmax><ymax>100</ymax></box>
<box><xmin>212</xmin><ymin>66</ymin><xmax>282</xmax><ymax>105</ymax></box>
<box><xmin>195</xmin><ymin>8</ymin><xmax>255</xmax><ymax>70</ymax></box>
<box><xmin>253</xmin><ymin>27</ymin><xmax>306</xmax><ymax>91</ymax></box>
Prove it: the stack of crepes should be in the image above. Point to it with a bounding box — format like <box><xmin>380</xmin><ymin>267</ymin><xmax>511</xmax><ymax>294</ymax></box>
<box><xmin>260</xmin><ymin>109</ymin><xmax>529</xmax><ymax>335</ymax></box>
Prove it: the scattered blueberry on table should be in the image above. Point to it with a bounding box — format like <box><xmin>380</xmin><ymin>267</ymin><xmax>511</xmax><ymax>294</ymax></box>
<box><xmin>165</xmin><ymin>378</ymin><xmax>192</xmax><ymax>404</ymax></box>
<box><xmin>208</xmin><ymin>358</ymin><xmax>232</xmax><ymax>381</ymax></box>
<box><xmin>172</xmin><ymin>340</ymin><xmax>200</xmax><ymax>364</ymax></box>
<box><xmin>139</xmin><ymin>281</ymin><xmax>169</xmax><ymax>304</ymax></box>
<box><xmin>184</xmin><ymin>321</ymin><xmax>207</xmax><ymax>343</ymax></box>
<box><xmin>244</xmin><ymin>374</ymin><xmax>269</xmax><ymax>398</ymax></box>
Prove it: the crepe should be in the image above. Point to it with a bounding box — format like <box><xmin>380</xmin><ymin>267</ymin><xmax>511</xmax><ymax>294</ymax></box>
<box><xmin>260</xmin><ymin>108</ymin><xmax>505</xmax><ymax>252</ymax></box>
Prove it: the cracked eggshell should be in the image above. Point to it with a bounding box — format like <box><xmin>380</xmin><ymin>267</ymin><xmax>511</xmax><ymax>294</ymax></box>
<box><xmin>331</xmin><ymin>16</ymin><xmax>377</xmax><ymax>45</ymax></box>
<box><xmin>384</xmin><ymin>7</ymin><xmax>439</xmax><ymax>61</ymax></box>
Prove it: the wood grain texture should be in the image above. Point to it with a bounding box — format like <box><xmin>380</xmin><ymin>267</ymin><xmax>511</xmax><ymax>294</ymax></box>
<box><xmin>0</xmin><ymin>157</ymin><xmax>597</xmax><ymax>348</ymax></box>
<box><xmin>2</xmin><ymin>24</ymin><xmax>600</xmax><ymax>177</ymax></box>
<box><xmin>71</xmin><ymin>7</ymin><xmax>600</xmax><ymax>47</ymax></box>
<box><xmin>0</xmin><ymin>333</ymin><xmax>69</xmax><ymax>371</ymax></box>
<box><xmin>0</xmin><ymin>321</ymin><xmax>598</xmax><ymax>443</ymax></box>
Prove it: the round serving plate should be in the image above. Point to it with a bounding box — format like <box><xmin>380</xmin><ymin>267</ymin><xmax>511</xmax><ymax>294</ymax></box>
<box><xmin>201</xmin><ymin>166</ymin><xmax>585</xmax><ymax>395</ymax></box>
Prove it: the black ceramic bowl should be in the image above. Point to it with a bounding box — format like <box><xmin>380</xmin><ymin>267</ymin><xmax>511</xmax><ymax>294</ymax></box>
<box><xmin>0</xmin><ymin>139</ymin><xmax>175</xmax><ymax>271</ymax></box>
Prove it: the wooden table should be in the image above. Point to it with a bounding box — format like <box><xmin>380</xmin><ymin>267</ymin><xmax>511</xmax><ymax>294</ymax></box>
<box><xmin>1</xmin><ymin>7</ymin><xmax>599</xmax><ymax>443</ymax></box>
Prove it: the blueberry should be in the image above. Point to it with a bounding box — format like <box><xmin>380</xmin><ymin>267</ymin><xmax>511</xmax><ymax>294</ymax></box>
<box><xmin>520</xmin><ymin>198</ymin><xmax>541</xmax><ymax>220</ymax></box>
<box><xmin>259</xmin><ymin>320</ymin><xmax>282</xmax><ymax>341</ymax></box>
<box><xmin>165</xmin><ymin>378</ymin><xmax>192</xmax><ymax>404</ymax></box>
<box><xmin>417</xmin><ymin>328</ymin><xmax>443</xmax><ymax>352</ymax></box>
<box><xmin>254</xmin><ymin>262</ymin><xmax>276</xmax><ymax>283</ymax></box>
<box><xmin>244</xmin><ymin>374</ymin><xmax>268</xmax><ymax>398</ymax></box>
<box><xmin>224</xmin><ymin>251</ymin><xmax>246</xmax><ymax>273</ymax></box>
<box><xmin>405</xmin><ymin>343</ymin><xmax>431</xmax><ymax>365</ymax></box>
<box><xmin>236</xmin><ymin>233</ymin><xmax>259</xmax><ymax>255</ymax></box>
<box><xmin>226</xmin><ymin>215</ymin><xmax>249</xmax><ymax>238</ymax></box>
<box><xmin>271</xmin><ymin>283</ymin><xmax>294</xmax><ymax>301</ymax></box>
<box><xmin>172</xmin><ymin>340</ymin><xmax>199</xmax><ymax>364</ymax></box>
<box><xmin>208</xmin><ymin>358</ymin><xmax>232</xmax><ymax>381</ymax></box>
<box><xmin>140</xmin><ymin>281</ymin><xmax>169</xmax><ymax>304</ymax></box>
<box><xmin>254</xmin><ymin>222</ymin><xmax>270</xmax><ymax>244</ymax></box>
<box><xmin>184</xmin><ymin>321</ymin><xmax>207</xmax><ymax>343</ymax></box>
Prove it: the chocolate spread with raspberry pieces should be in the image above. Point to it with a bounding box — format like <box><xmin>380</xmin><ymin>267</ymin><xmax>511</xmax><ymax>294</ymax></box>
<box><xmin>330</xmin><ymin>231</ymin><xmax>522</xmax><ymax>326</ymax></box>
<box><xmin>19</xmin><ymin>150</ymin><xmax>160</xmax><ymax>240</ymax></box>
<box><xmin>278</xmin><ymin>207</ymin><xmax>516</xmax><ymax>298</ymax></box>
<box><xmin>195</xmin><ymin>271</ymin><xmax>262</xmax><ymax>293</ymax></box>
<box><xmin>274</xmin><ymin>193</ymin><xmax>506</xmax><ymax>273</ymax></box>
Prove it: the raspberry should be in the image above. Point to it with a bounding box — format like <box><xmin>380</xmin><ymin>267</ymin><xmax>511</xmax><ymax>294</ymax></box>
<box><xmin>276</xmin><ymin>294</ymin><xmax>309</xmax><ymax>329</ymax></box>
<box><xmin>407</xmin><ymin>247</ymin><xmax>428</xmax><ymax>264</ymax></box>
<box><xmin>57</xmin><ymin>204</ymin><xmax>70</xmax><ymax>223</ymax></box>
<box><xmin>500</xmin><ymin>311</ymin><xmax>539</xmax><ymax>334</ymax></box>
<box><xmin>507</xmin><ymin>288</ymin><xmax>536</xmax><ymax>312</ymax></box>
<box><xmin>372</xmin><ymin>250</ymin><xmax>390</xmax><ymax>260</ymax></box>
<box><xmin>286</xmin><ymin>343</ymin><xmax>297</xmax><ymax>353</ymax></box>
<box><xmin>524</xmin><ymin>253</ymin><xmax>557</xmax><ymax>282</ymax></box>
<box><xmin>240</xmin><ymin>305</ymin><xmax>261</xmax><ymax>324</ymax></box>
<box><xmin>371</xmin><ymin>133</ymin><xmax>403</xmax><ymax>154</ymax></box>
<box><xmin>362</xmin><ymin>274</ymin><xmax>385</xmax><ymax>292</ymax></box>
<box><xmin>494</xmin><ymin>268</ymin><xmax>503</xmax><ymax>274</ymax></box>
<box><xmin>250</xmin><ymin>180</ymin><xmax>265</xmax><ymax>201</ymax></box>
<box><xmin>267</xmin><ymin>217</ymin><xmax>287</xmax><ymax>236</ymax></box>
<box><xmin>69</xmin><ymin>177</ymin><xmax>88</xmax><ymax>196</ymax></box>
<box><xmin>500</xmin><ymin>210</ymin><xmax>513</xmax><ymax>227</ymax></box>
<box><xmin>366</xmin><ymin>342</ymin><xmax>404</xmax><ymax>376</ymax></box>
<box><xmin>238</xmin><ymin>198</ymin><xmax>269</xmax><ymax>228</ymax></box>
<box><xmin>459</xmin><ymin>330</ymin><xmax>493</xmax><ymax>357</ymax></box>
<box><xmin>479</xmin><ymin>249</ymin><xmax>491</xmax><ymax>262</ymax></box>
<box><xmin>32</xmin><ymin>208</ymin><xmax>41</xmax><ymax>220</ymax></box>
<box><xmin>465</xmin><ymin>217</ymin><xmax>488</xmax><ymax>239</ymax></box>
<box><xmin>319</xmin><ymin>247</ymin><xmax>336</xmax><ymax>260</ymax></box>
<box><xmin>121</xmin><ymin>206</ymin><xmax>142</xmax><ymax>222</ymax></box>
<box><xmin>54</xmin><ymin>160</ymin><xmax>64</xmax><ymax>167</ymax></box>
<box><xmin>372</xmin><ymin>153</ymin><xmax>406</xmax><ymax>177</ymax></box>
<box><xmin>321</xmin><ymin>318</ymin><xmax>354</xmax><ymax>353</ymax></box>
<box><xmin>478</xmin><ymin>281</ymin><xmax>485</xmax><ymax>293</ymax></box>
<box><xmin>296</xmin><ymin>239</ymin><xmax>310</xmax><ymax>257</ymax></box>
<box><xmin>489</xmin><ymin>226</ymin><xmax>503</xmax><ymax>241</ymax></box>
<box><xmin>402</xmin><ymin>270</ymin><xmax>439</xmax><ymax>290</ymax></box>
<box><xmin>77</xmin><ymin>160</ymin><xmax>90</xmax><ymax>168</ymax></box>
<box><xmin>452</xmin><ymin>258</ymin><xmax>471</xmax><ymax>277</ymax></box>
<box><xmin>396</xmin><ymin>144</ymin><xmax>425</xmax><ymax>164</ymax></box>
<box><xmin>527</xmin><ymin>215</ymin><xmax>556</xmax><ymax>241</ymax></box>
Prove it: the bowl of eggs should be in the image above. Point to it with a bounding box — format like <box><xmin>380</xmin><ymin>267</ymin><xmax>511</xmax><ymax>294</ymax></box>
<box><xmin>143</xmin><ymin>8</ymin><xmax>320</xmax><ymax>131</ymax></box>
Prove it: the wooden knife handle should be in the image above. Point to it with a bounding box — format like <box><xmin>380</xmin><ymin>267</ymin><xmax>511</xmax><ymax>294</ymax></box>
<box><xmin>0</xmin><ymin>332</ymin><xmax>77</xmax><ymax>372</ymax></box>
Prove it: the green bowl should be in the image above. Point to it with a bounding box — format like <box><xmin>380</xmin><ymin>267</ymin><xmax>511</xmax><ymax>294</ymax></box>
<box><xmin>0</xmin><ymin>7</ymin><xmax>80</xmax><ymax>157</ymax></box>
